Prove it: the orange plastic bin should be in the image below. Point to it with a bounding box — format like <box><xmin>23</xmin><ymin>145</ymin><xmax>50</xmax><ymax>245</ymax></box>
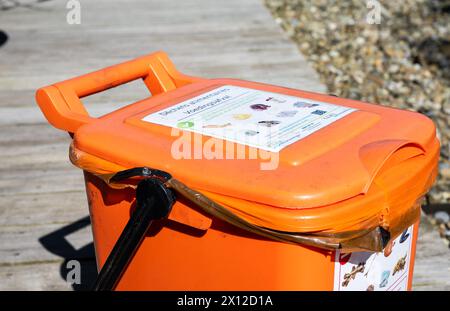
<box><xmin>36</xmin><ymin>52</ymin><xmax>439</xmax><ymax>291</ymax></box>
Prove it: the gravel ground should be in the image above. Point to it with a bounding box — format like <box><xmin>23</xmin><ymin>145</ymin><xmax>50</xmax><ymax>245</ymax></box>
<box><xmin>264</xmin><ymin>0</ymin><xmax>450</xmax><ymax>204</ymax></box>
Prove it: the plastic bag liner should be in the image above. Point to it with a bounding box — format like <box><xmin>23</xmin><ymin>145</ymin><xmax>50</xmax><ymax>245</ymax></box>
<box><xmin>69</xmin><ymin>142</ymin><xmax>422</xmax><ymax>253</ymax></box>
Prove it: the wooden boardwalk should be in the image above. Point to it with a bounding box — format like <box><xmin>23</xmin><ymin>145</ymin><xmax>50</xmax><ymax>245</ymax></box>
<box><xmin>0</xmin><ymin>0</ymin><xmax>448</xmax><ymax>290</ymax></box>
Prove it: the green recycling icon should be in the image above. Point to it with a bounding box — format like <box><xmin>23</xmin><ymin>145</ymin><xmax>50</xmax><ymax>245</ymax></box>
<box><xmin>177</xmin><ymin>121</ymin><xmax>194</xmax><ymax>129</ymax></box>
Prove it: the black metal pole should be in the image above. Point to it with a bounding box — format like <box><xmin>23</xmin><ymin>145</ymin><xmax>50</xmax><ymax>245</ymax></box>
<box><xmin>92</xmin><ymin>178</ymin><xmax>174</xmax><ymax>291</ymax></box>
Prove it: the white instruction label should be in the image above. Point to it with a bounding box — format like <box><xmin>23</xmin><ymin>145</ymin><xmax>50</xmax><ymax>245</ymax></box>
<box><xmin>334</xmin><ymin>225</ymin><xmax>415</xmax><ymax>291</ymax></box>
<box><xmin>142</xmin><ymin>85</ymin><xmax>356</xmax><ymax>152</ymax></box>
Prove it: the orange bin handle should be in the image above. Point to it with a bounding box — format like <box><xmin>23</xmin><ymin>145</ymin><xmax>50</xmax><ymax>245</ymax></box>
<box><xmin>36</xmin><ymin>51</ymin><xmax>201</xmax><ymax>133</ymax></box>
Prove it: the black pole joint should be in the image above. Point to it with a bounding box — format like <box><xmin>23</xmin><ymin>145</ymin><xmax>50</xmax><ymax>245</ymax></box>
<box><xmin>92</xmin><ymin>177</ymin><xmax>175</xmax><ymax>291</ymax></box>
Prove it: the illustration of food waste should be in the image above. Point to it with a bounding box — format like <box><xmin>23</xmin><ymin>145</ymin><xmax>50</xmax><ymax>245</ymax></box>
<box><xmin>334</xmin><ymin>225</ymin><xmax>414</xmax><ymax>291</ymax></box>
<box><xmin>142</xmin><ymin>85</ymin><xmax>355</xmax><ymax>152</ymax></box>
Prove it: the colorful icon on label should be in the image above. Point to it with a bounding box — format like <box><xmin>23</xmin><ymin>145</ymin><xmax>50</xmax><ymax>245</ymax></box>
<box><xmin>177</xmin><ymin>121</ymin><xmax>194</xmax><ymax>128</ymax></box>
<box><xmin>339</xmin><ymin>253</ymin><xmax>352</xmax><ymax>266</ymax></box>
<box><xmin>202</xmin><ymin>123</ymin><xmax>232</xmax><ymax>129</ymax></box>
<box><xmin>399</xmin><ymin>229</ymin><xmax>410</xmax><ymax>243</ymax></box>
<box><xmin>244</xmin><ymin>130</ymin><xmax>259</xmax><ymax>136</ymax></box>
<box><xmin>342</xmin><ymin>262</ymin><xmax>365</xmax><ymax>287</ymax></box>
<box><xmin>379</xmin><ymin>270</ymin><xmax>390</xmax><ymax>288</ymax></box>
<box><xmin>233</xmin><ymin>114</ymin><xmax>251</xmax><ymax>120</ymax></box>
<box><xmin>250</xmin><ymin>104</ymin><xmax>271</xmax><ymax>111</ymax></box>
<box><xmin>311</xmin><ymin>110</ymin><xmax>327</xmax><ymax>115</ymax></box>
<box><xmin>294</xmin><ymin>101</ymin><xmax>319</xmax><ymax>108</ymax></box>
<box><xmin>393</xmin><ymin>255</ymin><xmax>407</xmax><ymax>275</ymax></box>
<box><xmin>276</xmin><ymin>111</ymin><xmax>298</xmax><ymax>118</ymax></box>
<box><xmin>265</xmin><ymin>97</ymin><xmax>286</xmax><ymax>103</ymax></box>
<box><xmin>258</xmin><ymin>120</ymin><xmax>281</xmax><ymax>127</ymax></box>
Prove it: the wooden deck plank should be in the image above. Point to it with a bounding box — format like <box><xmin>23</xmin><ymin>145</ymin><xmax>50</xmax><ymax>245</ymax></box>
<box><xmin>413</xmin><ymin>215</ymin><xmax>450</xmax><ymax>291</ymax></box>
<box><xmin>0</xmin><ymin>222</ymin><xmax>93</xmax><ymax>264</ymax></box>
<box><xmin>0</xmin><ymin>192</ymin><xmax>87</xmax><ymax>227</ymax></box>
<box><xmin>0</xmin><ymin>261</ymin><xmax>71</xmax><ymax>291</ymax></box>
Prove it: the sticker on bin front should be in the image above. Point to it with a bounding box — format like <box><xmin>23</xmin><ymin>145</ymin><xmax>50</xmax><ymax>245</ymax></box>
<box><xmin>142</xmin><ymin>85</ymin><xmax>356</xmax><ymax>152</ymax></box>
<box><xmin>334</xmin><ymin>225</ymin><xmax>415</xmax><ymax>291</ymax></box>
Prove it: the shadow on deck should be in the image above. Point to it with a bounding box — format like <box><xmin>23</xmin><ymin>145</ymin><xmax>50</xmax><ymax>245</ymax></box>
<box><xmin>39</xmin><ymin>216</ymin><xmax>97</xmax><ymax>291</ymax></box>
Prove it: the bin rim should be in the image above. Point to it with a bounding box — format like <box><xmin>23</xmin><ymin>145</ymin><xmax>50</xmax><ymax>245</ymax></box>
<box><xmin>36</xmin><ymin>51</ymin><xmax>440</xmax><ymax>240</ymax></box>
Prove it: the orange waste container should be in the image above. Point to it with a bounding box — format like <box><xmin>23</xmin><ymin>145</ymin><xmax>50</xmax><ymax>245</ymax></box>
<box><xmin>36</xmin><ymin>51</ymin><xmax>439</xmax><ymax>291</ymax></box>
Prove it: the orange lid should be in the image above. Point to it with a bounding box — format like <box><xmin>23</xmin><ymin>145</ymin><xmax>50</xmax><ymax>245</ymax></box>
<box><xmin>36</xmin><ymin>52</ymin><xmax>440</xmax><ymax>232</ymax></box>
